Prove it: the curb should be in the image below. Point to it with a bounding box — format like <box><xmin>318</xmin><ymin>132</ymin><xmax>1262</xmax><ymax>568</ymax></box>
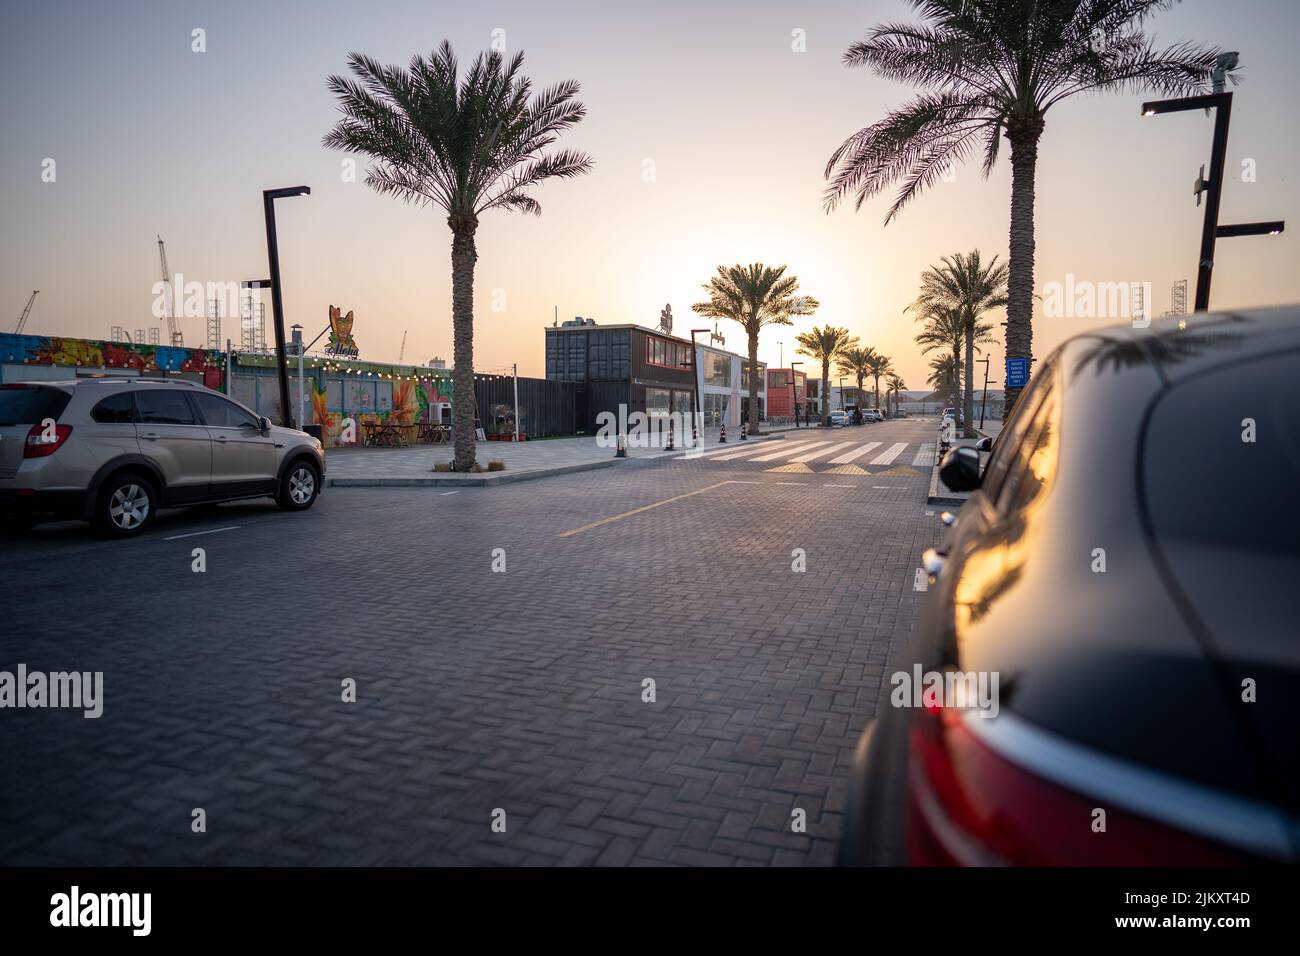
<box><xmin>327</xmin><ymin>458</ymin><xmax>622</xmax><ymax>488</ymax></box>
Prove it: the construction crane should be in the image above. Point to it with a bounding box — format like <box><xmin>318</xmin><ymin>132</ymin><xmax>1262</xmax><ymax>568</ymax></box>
<box><xmin>157</xmin><ymin>235</ymin><xmax>183</xmax><ymax>346</ymax></box>
<box><xmin>14</xmin><ymin>290</ymin><xmax>38</xmax><ymax>333</ymax></box>
<box><xmin>399</xmin><ymin>330</ymin><xmax>407</xmax><ymax>363</ymax></box>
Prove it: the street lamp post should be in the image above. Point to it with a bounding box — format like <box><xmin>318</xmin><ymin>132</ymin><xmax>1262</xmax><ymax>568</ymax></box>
<box><xmin>977</xmin><ymin>356</ymin><xmax>996</xmax><ymax>430</ymax></box>
<box><xmin>790</xmin><ymin>360</ymin><xmax>803</xmax><ymax>428</ymax></box>
<box><xmin>690</xmin><ymin>328</ymin><xmax>710</xmax><ymax>443</ymax></box>
<box><xmin>1141</xmin><ymin>72</ymin><xmax>1284</xmax><ymax>311</ymax></box>
<box><xmin>262</xmin><ymin>185</ymin><xmax>311</xmax><ymax>426</ymax></box>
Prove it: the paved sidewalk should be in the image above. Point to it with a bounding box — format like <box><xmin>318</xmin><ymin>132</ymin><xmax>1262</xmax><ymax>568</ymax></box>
<box><xmin>326</xmin><ymin>430</ymin><xmax>793</xmax><ymax>487</ymax></box>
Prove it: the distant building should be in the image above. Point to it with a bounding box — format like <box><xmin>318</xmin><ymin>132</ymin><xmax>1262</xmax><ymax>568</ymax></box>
<box><xmin>766</xmin><ymin>367</ymin><xmax>808</xmax><ymax>420</ymax></box>
<box><xmin>545</xmin><ymin>322</ymin><xmax>764</xmax><ymax>432</ymax></box>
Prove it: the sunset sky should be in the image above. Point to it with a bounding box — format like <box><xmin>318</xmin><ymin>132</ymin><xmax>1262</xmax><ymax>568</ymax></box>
<box><xmin>3</xmin><ymin>0</ymin><xmax>1298</xmax><ymax>389</ymax></box>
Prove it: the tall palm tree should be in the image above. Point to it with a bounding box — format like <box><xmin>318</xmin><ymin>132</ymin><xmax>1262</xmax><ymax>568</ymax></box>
<box><xmin>886</xmin><ymin>373</ymin><xmax>907</xmax><ymax>417</ymax></box>
<box><xmin>796</xmin><ymin>326</ymin><xmax>858</xmax><ymax>427</ymax></box>
<box><xmin>863</xmin><ymin>351</ymin><xmax>894</xmax><ymax>413</ymax></box>
<box><xmin>823</xmin><ymin>0</ymin><xmax>1228</xmax><ymax>414</ymax></box>
<box><xmin>693</xmin><ymin>264</ymin><xmax>819</xmax><ymax>433</ymax></box>
<box><xmin>324</xmin><ymin>42</ymin><xmax>592</xmax><ymax>471</ymax></box>
<box><xmin>837</xmin><ymin>345</ymin><xmax>878</xmax><ymax>421</ymax></box>
<box><xmin>910</xmin><ymin>251</ymin><xmax>1007</xmax><ymax>437</ymax></box>
<box><xmin>913</xmin><ymin>303</ymin><xmax>996</xmax><ymax>394</ymax></box>
<box><xmin>927</xmin><ymin>354</ymin><xmax>961</xmax><ymax>407</ymax></box>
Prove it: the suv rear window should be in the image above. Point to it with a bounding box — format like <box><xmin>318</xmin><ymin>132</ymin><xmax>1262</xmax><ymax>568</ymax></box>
<box><xmin>0</xmin><ymin>386</ymin><xmax>71</xmax><ymax>425</ymax></box>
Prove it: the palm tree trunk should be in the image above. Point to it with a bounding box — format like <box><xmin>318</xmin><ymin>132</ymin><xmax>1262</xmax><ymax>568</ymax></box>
<box><xmin>450</xmin><ymin>218</ymin><xmax>478</xmax><ymax>471</ymax></box>
<box><xmin>1004</xmin><ymin>119</ymin><xmax>1042</xmax><ymax>419</ymax></box>
<box><xmin>747</xmin><ymin>329</ymin><xmax>760</xmax><ymax>433</ymax></box>
<box><xmin>963</xmin><ymin>315</ymin><xmax>976</xmax><ymax>438</ymax></box>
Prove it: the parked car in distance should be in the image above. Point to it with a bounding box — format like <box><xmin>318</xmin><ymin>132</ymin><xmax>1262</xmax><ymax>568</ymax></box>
<box><xmin>864</xmin><ymin>408</ymin><xmax>884</xmax><ymax>422</ymax></box>
<box><xmin>841</xmin><ymin>306</ymin><xmax>1300</xmax><ymax>866</ymax></box>
<box><xmin>828</xmin><ymin>410</ymin><xmax>848</xmax><ymax>427</ymax></box>
<box><xmin>894</xmin><ymin>409</ymin><xmax>908</xmax><ymax>418</ymax></box>
<box><xmin>0</xmin><ymin>378</ymin><xmax>326</xmax><ymax>537</ymax></box>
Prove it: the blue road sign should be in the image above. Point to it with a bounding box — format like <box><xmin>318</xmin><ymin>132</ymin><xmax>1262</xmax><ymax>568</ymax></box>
<box><xmin>1005</xmin><ymin>357</ymin><xmax>1030</xmax><ymax>389</ymax></box>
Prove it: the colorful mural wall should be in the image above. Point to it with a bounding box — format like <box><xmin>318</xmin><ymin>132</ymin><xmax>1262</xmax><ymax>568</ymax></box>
<box><xmin>0</xmin><ymin>333</ymin><xmax>226</xmax><ymax>390</ymax></box>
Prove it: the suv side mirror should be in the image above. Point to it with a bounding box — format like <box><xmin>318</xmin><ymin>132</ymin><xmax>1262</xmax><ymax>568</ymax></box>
<box><xmin>975</xmin><ymin>436</ymin><xmax>993</xmax><ymax>452</ymax></box>
<box><xmin>258</xmin><ymin>416</ymin><xmax>272</xmax><ymax>434</ymax></box>
<box><xmin>939</xmin><ymin>446</ymin><xmax>982</xmax><ymax>492</ymax></box>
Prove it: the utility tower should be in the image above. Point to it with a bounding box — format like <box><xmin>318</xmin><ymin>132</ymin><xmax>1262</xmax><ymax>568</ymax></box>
<box><xmin>399</xmin><ymin>330</ymin><xmax>407</xmax><ymax>363</ymax></box>
<box><xmin>1170</xmin><ymin>279</ymin><xmax>1188</xmax><ymax>316</ymax></box>
<box><xmin>207</xmin><ymin>299</ymin><xmax>222</xmax><ymax>350</ymax></box>
<box><xmin>157</xmin><ymin>235</ymin><xmax>183</xmax><ymax>346</ymax></box>
<box><xmin>13</xmin><ymin>290</ymin><xmax>38</xmax><ymax>333</ymax></box>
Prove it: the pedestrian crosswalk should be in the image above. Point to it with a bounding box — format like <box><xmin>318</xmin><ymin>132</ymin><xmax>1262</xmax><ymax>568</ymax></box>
<box><xmin>674</xmin><ymin>438</ymin><xmax>933</xmax><ymax>475</ymax></box>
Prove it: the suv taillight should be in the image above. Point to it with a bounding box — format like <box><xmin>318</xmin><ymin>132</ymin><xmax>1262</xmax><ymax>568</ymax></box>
<box><xmin>23</xmin><ymin>423</ymin><xmax>73</xmax><ymax>458</ymax></box>
<box><xmin>907</xmin><ymin>705</ymin><xmax>1253</xmax><ymax>865</ymax></box>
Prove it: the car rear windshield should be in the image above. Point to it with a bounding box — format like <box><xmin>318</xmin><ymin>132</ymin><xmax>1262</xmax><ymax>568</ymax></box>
<box><xmin>0</xmin><ymin>386</ymin><xmax>72</xmax><ymax>425</ymax></box>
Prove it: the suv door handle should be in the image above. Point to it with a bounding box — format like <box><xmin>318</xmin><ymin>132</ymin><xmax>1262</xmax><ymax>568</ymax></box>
<box><xmin>214</xmin><ymin>436</ymin><xmax>228</xmax><ymax>443</ymax></box>
<box><xmin>141</xmin><ymin>432</ymin><xmax>160</xmax><ymax>441</ymax></box>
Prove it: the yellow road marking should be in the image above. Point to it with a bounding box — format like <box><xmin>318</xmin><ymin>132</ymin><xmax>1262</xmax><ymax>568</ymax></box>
<box><xmin>557</xmin><ymin>481</ymin><xmax>736</xmax><ymax>538</ymax></box>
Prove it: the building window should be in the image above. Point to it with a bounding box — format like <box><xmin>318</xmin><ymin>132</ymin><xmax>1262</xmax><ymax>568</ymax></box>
<box><xmin>769</xmin><ymin>370</ymin><xmax>788</xmax><ymax>389</ymax></box>
<box><xmin>702</xmin><ymin>350</ymin><xmax>730</xmax><ymax>387</ymax></box>
<box><xmin>645</xmin><ymin>387</ymin><xmax>671</xmax><ymax>416</ymax></box>
<box><xmin>646</xmin><ymin>335</ymin><xmax>689</xmax><ymax>370</ymax></box>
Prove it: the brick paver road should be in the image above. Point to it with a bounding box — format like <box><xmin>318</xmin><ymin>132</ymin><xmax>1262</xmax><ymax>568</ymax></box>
<box><xmin>0</xmin><ymin>420</ymin><xmax>940</xmax><ymax>866</ymax></box>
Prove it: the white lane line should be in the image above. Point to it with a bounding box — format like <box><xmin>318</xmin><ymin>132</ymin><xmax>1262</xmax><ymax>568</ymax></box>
<box><xmin>774</xmin><ymin>481</ymin><xmax>807</xmax><ymax>485</ymax></box>
<box><xmin>827</xmin><ymin>441</ymin><xmax>881</xmax><ymax>465</ymax></box>
<box><xmin>912</xmin><ymin>443</ymin><xmax>935</xmax><ymax>467</ymax></box>
<box><xmin>913</xmin><ymin>568</ymin><xmax>929</xmax><ymax>591</ymax></box>
<box><xmin>440</xmin><ymin>491</ymin><xmax>460</xmax><ymax>496</ymax></box>
<box><xmin>870</xmin><ymin>442</ymin><xmax>909</xmax><ymax>465</ymax></box>
<box><xmin>791</xmin><ymin>440</ymin><xmax>856</xmax><ymax>462</ymax></box>
<box><xmin>824</xmin><ymin>483</ymin><xmax>858</xmax><ymax>488</ymax></box>
<box><xmin>164</xmin><ymin>526</ymin><xmax>240</xmax><ymax>541</ymax></box>
<box><xmin>709</xmin><ymin>440</ymin><xmax>818</xmax><ymax>462</ymax></box>
<box><xmin>750</xmin><ymin>441</ymin><xmax>832</xmax><ymax>463</ymax></box>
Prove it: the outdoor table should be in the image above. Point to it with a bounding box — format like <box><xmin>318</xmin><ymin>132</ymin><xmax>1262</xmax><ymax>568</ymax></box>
<box><xmin>418</xmin><ymin>423</ymin><xmax>451</xmax><ymax>444</ymax></box>
<box><xmin>362</xmin><ymin>422</ymin><xmax>412</xmax><ymax>448</ymax></box>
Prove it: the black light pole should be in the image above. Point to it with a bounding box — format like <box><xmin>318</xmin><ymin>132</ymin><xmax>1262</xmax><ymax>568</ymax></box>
<box><xmin>790</xmin><ymin>360</ymin><xmax>803</xmax><ymax>427</ymax></box>
<box><xmin>977</xmin><ymin>356</ymin><xmax>995</xmax><ymax>430</ymax></box>
<box><xmin>690</xmin><ymin>328</ymin><xmax>710</xmax><ymax>440</ymax></box>
<box><xmin>1142</xmin><ymin>72</ymin><xmax>1284</xmax><ymax>311</ymax></box>
<box><xmin>262</xmin><ymin>186</ymin><xmax>311</xmax><ymax>425</ymax></box>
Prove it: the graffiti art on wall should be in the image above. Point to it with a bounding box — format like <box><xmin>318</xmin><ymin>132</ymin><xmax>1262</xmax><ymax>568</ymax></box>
<box><xmin>0</xmin><ymin>333</ymin><xmax>226</xmax><ymax>390</ymax></box>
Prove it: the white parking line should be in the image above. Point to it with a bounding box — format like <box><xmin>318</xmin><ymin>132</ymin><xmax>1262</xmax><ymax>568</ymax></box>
<box><xmin>870</xmin><ymin>442</ymin><xmax>909</xmax><ymax>465</ymax></box>
<box><xmin>749</xmin><ymin>441</ymin><xmax>831</xmax><ymax>463</ymax></box>
<box><xmin>913</xmin><ymin>568</ymin><xmax>929</xmax><ymax>591</ymax></box>
<box><xmin>791</xmin><ymin>440</ymin><xmax>856</xmax><ymax>462</ymax></box>
<box><xmin>912</xmin><ymin>443</ymin><xmax>935</xmax><ymax>467</ymax></box>
<box><xmin>827</xmin><ymin>441</ymin><xmax>881</xmax><ymax>465</ymax></box>
<box><xmin>164</xmin><ymin>526</ymin><xmax>240</xmax><ymax>541</ymax></box>
<box><xmin>439</xmin><ymin>491</ymin><xmax>460</xmax><ymax>496</ymax></box>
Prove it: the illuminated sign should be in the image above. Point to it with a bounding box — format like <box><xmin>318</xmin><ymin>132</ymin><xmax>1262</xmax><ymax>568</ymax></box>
<box><xmin>326</xmin><ymin>305</ymin><xmax>359</xmax><ymax>358</ymax></box>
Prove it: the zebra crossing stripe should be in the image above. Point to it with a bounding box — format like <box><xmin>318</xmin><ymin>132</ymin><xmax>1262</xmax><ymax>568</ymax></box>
<box><xmin>827</xmin><ymin>441</ymin><xmax>882</xmax><ymax>465</ymax></box>
<box><xmin>791</xmin><ymin>440</ymin><xmax>857</xmax><ymax>462</ymax></box>
<box><xmin>709</xmin><ymin>440</ymin><xmax>819</xmax><ymax>462</ymax></box>
<box><xmin>749</xmin><ymin>440</ymin><xmax>832</xmax><ymax>462</ymax></box>
<box><xmin>912</xmin><ymin>443</ymin><xmax>935</xmax><ymax>467</ymax></box>
<box><xmin>870</xmin><ymin>442</ymin><xmax>908</xmax><ymax>465</ymax></box>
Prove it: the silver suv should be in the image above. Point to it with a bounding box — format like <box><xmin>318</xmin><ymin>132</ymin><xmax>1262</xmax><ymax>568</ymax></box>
<box><xmin>0</xmin><ymin>378</ymin><xmax>325</xmax><ymax>537</ymax></box>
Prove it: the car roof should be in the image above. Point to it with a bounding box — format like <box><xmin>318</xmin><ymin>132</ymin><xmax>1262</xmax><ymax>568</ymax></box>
<box><xmin>1073</xmin><ymin>304</ymin><xmax>1300</xmax><ymax>385</ymax></box>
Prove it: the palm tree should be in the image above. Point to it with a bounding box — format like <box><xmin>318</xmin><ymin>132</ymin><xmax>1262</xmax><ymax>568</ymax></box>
<box><xmin>693</xmin><ymin>264</ymin><xmax>819</xmax><ymax>433</ymax></box>
<box><xmin>914</xmin><ymin>305</ymin><xmax>995</xmax><ymax>386</ymax></box>
<box><xmin>324</xmin><ymin>42</ymin><xmax>592</xmax><ymax>471</ymax></box>
<box><xmin>927</xmin><ymin>354</ymin><xmax>961</xmax><ymax>408</ymax></box>
<box><xmin>796</xmin><ymin>326</ymin><xmax>858</xmax><ymax>427</ymax></box>
<box><xmin>910</xmin><ymin>251</ymin><xmax>1007</xmax><ymax>437</ymax></box>
<box><xmin>886</xmin><ymin>373</ymin><xmax>907</xmax><ymax>417</ymax></box>
<box><xmin>837</xmin><ymin>345</ymin><xmax>878</xmax><ymax>421</ymax></box>
<box><xmin>864</xmin><ymin>351</ymin><xmax>894</xmax><ymax>413</ymax></box>
<box><xmin>823</xmin><ymin>0</ymin><xmax>1228</xmax><ymax>414</ymax></box>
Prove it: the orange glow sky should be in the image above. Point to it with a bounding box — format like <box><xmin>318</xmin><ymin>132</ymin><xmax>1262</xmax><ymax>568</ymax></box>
<box><xmin>3</xmin><ymin>0</ymin><xmax>1298</xmax><ymax>390</ymax></box>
